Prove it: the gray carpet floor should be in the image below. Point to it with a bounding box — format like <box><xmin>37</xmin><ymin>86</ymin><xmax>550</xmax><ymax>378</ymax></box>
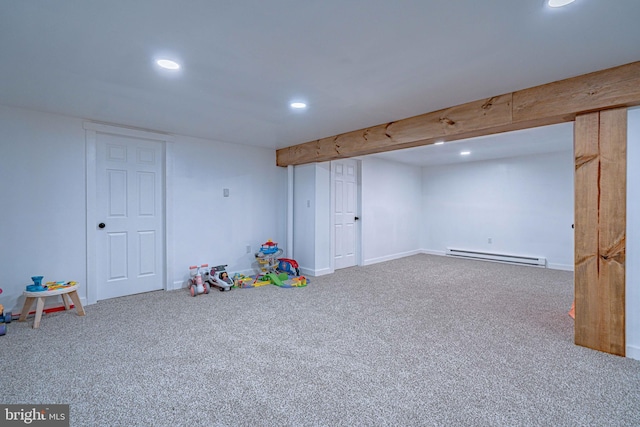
<box><xmin>4</xmin><ymin>254</ymin><xmax>640</xmax><ymax>426</ymax></box>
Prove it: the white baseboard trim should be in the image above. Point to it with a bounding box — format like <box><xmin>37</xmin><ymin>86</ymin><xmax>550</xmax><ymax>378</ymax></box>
<box><xmin>420</xmin><ymin>249</ymin><xmax>446</xmax><ymax>256</ymax></box>
<box><xmin>170</xmin><ymin>280</ymin><xmax>185</xmax><ymax>291</ymax></box>
<box><xmin>299</xmin><ymin>267</ymin><xmax>332</xmax><ymax>277</ymax></box>
<box><xmin>548</xmin><ymin>263</ymin><xmax>574</xmax><ymax>272</ymax></box>
<box><xmin>363</xmin><ymin>249</ymin><xmax>422</xmax><ymax>266</ymax></box>
<box><xmin>627</xmin><ymin>345</ymin><xmax>640</xmax><ymax>361</ymax></box>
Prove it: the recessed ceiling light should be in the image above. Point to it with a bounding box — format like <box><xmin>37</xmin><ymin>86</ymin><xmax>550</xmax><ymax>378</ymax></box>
<box><xmin>156</xmin><ymin>59</ymin><xmax>181</xmax><ymax>70</ymax></box>
<box><xmin>290</xmin><ymin>102</ymin><xmax>307</xmax><ymax>109</ymax></box>
<box><xmin>434</xmin><ymin>141</ymin><xmax>445</xmax><ymax>145</ymax></box>
<box><xmin>547</xmin><ymin>0</ymin><xmax>576</xmax><ymax>8</ymax></box>
<box><xmin>460</xmin><ymin>151</ymin><xmax>471</xmax><ymax>156</ymax></box>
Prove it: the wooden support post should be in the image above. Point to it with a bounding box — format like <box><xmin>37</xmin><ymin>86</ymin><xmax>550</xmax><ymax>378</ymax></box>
<box><xmin>574</xmin><ymin>108</ymin><xmax>627</xmax><ymax>356</ymax></box>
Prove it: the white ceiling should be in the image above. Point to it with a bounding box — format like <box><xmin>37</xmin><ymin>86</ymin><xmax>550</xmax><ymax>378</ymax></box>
<box><xmin>1</xmin><ymin>1</ymin><xmax>639</xmax><ymax>160</ymax></box>
<box><xmin>369</xmin><ymin>122</ymin><xmax>574</xmax><ymax>167</ymax></box>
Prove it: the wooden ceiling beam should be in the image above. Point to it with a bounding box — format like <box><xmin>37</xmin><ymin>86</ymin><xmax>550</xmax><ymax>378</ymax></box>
<box><xmin>276</xmin><ymin>61</ymin><xmax>640</xmax><ymax>167</ymax></box>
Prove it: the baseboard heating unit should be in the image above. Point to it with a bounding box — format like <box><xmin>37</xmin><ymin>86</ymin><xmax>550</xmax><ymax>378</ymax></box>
<box><xmin>445</xmin><ymin>248</ymin><xmax>547</xmax><ymax>267</ymax></box>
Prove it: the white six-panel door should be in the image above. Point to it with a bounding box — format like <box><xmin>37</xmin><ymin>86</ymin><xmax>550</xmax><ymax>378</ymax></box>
<box><xmin>96</xmin><ymin>133</ymin><xmax>164</xmax><ymax>300</ymax></box>
<box><xmin>333</xmin><ymin>159</ymin><xmax>358</xmax><ymax>270</ymax></box>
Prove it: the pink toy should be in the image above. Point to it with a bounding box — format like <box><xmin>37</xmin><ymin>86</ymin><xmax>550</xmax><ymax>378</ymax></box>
<box><xmin>188</xmin><ymin>265</ymin><xmax>211</xmax><ymax>297</ymax></box>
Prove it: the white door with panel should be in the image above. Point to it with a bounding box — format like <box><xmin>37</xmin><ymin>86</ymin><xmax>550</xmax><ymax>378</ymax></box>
<box><xmin>333</xmin><ymin>159</ymin><xmax>358</xmax><ymax>269</ymax></box>
<box><xmin>96</xmin><ymin>133</ymin><xmax>164</xmax><ymax>300</ymax></box>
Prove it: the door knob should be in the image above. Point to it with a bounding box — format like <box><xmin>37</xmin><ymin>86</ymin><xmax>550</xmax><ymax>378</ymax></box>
<box><xmin>98</xmin><ymin>223</ymin><xmax>106</xmax><ymax>229</ymax></box>
<box><xmin>354</xmin><ymin>216</ymin><xmax>360</xmax><ymax>221</ymax></box>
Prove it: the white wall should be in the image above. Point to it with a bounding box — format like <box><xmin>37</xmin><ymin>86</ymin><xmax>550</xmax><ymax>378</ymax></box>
<box><xmin>627</xmin><ymin>107</ymin><xmax>640</xmax><ymax>360</ymax></box>
<box><xmin>292</xmin><ymin>162</ymin><xmax>331</xmax><ymax>276</ymax></box>
<box><xmin>261</xmin><ymin>114</ymin><xmax>640</xmax><ymax>360</ymax></box>
<box><xmin>0</xmin><ymin>105</ymin><xmax>88</xmax><ymax>313</ymax></box>
<box><xmin>0</xmin><ymin>105</ymin><xmax>287</xmax><ymax>312</ymax></box>
<box><xmin>171</xmin><ymin>134</ymin><xmax>287</xmax><ymax>286</ymax></box>
<box><xmin>315</xmin><ymin>163</ymin><xmax>331</xmax><ymax>273</ymax></box>
<box><xmin>421</xmin><ymin>151</ymin><xmax>575</xmax><ymax>270</ymax></box>
<box><xmin>7</xmin><ymin>102</ymin><xmax>632</xmax><ymax>356</ymax></box>
<box><xmin>293</xmin><ymin>163</ymin><xmax>316</xmax><ymax>274</ymax></box>
<box><xmin>361</xmin><ymin>157</ymin><xmax>422</xmax><ymax>264</ymax></box>
<box><xmin>293</xmin><ymin>157</ymin><xmax>422</xmax><ymax>273</ymax></box>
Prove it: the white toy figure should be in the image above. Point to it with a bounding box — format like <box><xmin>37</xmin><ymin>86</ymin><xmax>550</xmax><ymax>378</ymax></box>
<box><xmin>207</xmin><ymin>265</ymin><xmax>233</xmax><ymax>292</ymax></box>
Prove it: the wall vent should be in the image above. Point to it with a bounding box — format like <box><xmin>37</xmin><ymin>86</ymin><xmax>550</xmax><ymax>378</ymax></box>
<box><xmin>445</xmin><ymin>248</ymin><xmax>547</xmax><ymax>267</ymax></box>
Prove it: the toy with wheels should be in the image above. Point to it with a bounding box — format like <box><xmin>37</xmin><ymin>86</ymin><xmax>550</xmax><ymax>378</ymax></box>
<box><xmin>285</xmin><ymin>276</ymin><xmax>307</xmax><ymax>288</ymax></box>
<box><xmin>255</xmin><ymin>240</ymin><xmax>284</xmax><ymax>275</ymax></box>
<box><xmin>188</xmin><ymin>265</ymin><xmax>211</xmax><ymax>297</ymax></box>
<box><xmin>207</xmin><ymin>264</ymin><xmax>233</xmax><ymax>291</ymax></box>
<box><xmin>264</xmin><ymin>272</ymin><xmax>308</xmax><ymax>288</ymax></box>
<box><xmin>0</xmin><ymin>300</ymin><xmax>10</xmax><ymax>336</ymax></box>
<box><xmin>277</xmin><ymin>258</ymin><xmax>300</xmax><ymax>276</ymax></box>
<box><xmin>232</xmin><ymin>273</ymin><xmax>254</xmax><ymax>288</ymax></box>
<box><xmin>0</xmin><ymin>302</ymin><xmax>9</xmax><ymax>323</ymax></box>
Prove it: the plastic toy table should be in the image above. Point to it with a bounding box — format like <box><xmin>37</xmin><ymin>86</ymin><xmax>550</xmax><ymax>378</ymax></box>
<box><xmin>18</xmin><ymin>284</ymin><xmax>85</xmax><ymax>329</ymax></box>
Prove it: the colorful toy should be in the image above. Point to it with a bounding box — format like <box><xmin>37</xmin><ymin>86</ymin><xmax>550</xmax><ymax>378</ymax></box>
<box><xmin>259</xmin><ymin>240</ymin><xmax>281</xmax><ymax>255</ymax></box>
<box><xmin>569</xmin><ymin>300</ymin><xmax>575</xmax><ymax>319</ymax></box>
<box><xmin>255</xmin><ymin>240</ymin><xmax>284</xmax><ymax>275</ymax></box>
<box><xmin>44</xmin><ymin>281</ymin><xmax>76</xmax><ymax>291</ymax></box>
<box><xmin>232</xmin><ymin>273</ymin><xmax>254</xmax><ymax>288</ymax></box>
<box><xmin>26</xmin><ymin>275</ymin><xmax>47</xmax><ymax>292</ymax></box>
<box><xmin>264</xmin><ymin>272</ymin><xmax>308</xmax><ymax>288</ymax></box>
<box><xmin>0</xmin><ymin>299</ymin><xmax>11</xmax><ymax>336</ymax></box>
<box><xmin>277</xmin><ymin>258</ymin><xmax>300</xmax><ymax>276</ymax></box>
<box><xmin>286</xmin><ymin>276</ymin><xmax>307</xmax><ymax>287</ymax></box>
<box><xmin>231</xmin><ymin>273</ymin><xmax>270</xmax><ymax>288</ymax></box>
<box><xmin>253</xmin><ymin>276</ymin><xmax>273</xmax><ymax>287</ymax></box>
<box><xmin>207</xmin><ymin>265</ymin><xmax>233</xmax><ymax>292</ymax></box>
<box><xmin>263</xmin><ymin>272</ymin><xmax>288</xmax><ymax>287</ymax></box>
<box><xmin>188</xmin><ymin>264</ymin><xmax>211</xmax><ymax>297</ymax></box>
<box><xmin>254</xmin><ymin>241</ymin><xmax>301</xmax><ymax>277</ymax></box>
<box><xmin>26</xmin><ymin>276</ymin><xmax>77</xmax><ymax>292</ymax></box>
<box><xmin>226</xmin><ymin>242</ymin><xmax>304</xmax><ymax>290</ymax></box>
<box><xmin>0</xmin><ymin>289</ymin><xmax>4</xmax><ymax>335</ymax></box>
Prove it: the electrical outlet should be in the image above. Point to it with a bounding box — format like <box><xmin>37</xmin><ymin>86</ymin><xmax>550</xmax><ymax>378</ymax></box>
<box><xmin>246</xmin><ymin>245</ymin><xmax>251</xmax><ymax>253</ymax></box>
<box><xmin>223</xmin><ymin>188</ymin><xmax>230</xmax><ymax>197</ymax></box>
<box><xmin>488</xmin><ymin>237</ymin><xmax>492</xmax><ymax>244</ymax></box>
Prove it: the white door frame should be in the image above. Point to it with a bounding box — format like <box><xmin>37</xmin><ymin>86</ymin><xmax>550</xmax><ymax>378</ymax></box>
<box><xmin>84</xmin><ymin>122</ymin><xmax>174</xmax><ymax>305</ymax></box>
<box><xmin>330</xmin><ymin>159</ymin><xmax>362</xmax><ymax>271</ymax></box>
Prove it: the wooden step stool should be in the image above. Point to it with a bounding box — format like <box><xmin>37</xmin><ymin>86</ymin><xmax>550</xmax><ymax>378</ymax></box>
<box><xmin>19</xmin><ymin>284</ymin><xmax>85</xmax><ymax>328</ymax></box>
